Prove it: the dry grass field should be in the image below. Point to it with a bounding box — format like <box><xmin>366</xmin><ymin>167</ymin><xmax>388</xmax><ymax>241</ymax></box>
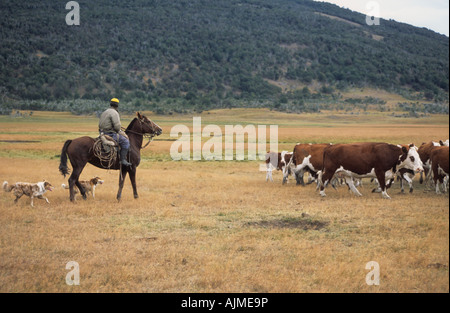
<box><xmin>0</xmin><ymin>109</ymin><xmax>448</xmax><ymax>293</ymax></box>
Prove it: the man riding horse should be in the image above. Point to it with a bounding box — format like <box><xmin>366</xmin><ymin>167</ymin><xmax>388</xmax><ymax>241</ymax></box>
<box><xmin>60</xmin><ymin>105</ymin><xmax>162</xmax><ymax>202</ymax></box>
<box><xmin>98</xmin><ymin>98</ymin><xmax>132</xmax><ymax>167</ymax></box>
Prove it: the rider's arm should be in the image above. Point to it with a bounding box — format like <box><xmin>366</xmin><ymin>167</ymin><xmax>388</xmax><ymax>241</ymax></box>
<box><xmin>110</xmin><ymin>110</ymin><xmax>122</xmax><ymax>133</ymax></box>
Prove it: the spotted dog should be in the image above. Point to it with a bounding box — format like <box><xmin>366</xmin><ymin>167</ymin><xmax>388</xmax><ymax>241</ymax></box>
<box><xmin>62</xmin><ymin>176</ymin><xmax>104</xmax><ymax>198</ymax></box>
<box><xmin>3</xmin><ymin>180</ymin><xmax>54</xmax><ymax>207</ymax></box>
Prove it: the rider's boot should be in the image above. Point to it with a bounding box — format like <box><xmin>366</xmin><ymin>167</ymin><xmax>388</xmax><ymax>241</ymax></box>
<box><xmin>120</xmin><ymin>148</ymin><xmax>132</xmax><ymax>167</ymax></box>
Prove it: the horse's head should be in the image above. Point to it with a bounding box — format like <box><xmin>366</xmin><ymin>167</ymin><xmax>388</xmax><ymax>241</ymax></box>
<box><xmin>136</xmin><ymin>112</ymin><xmax>162</xmax><ymax>137</ymax></box>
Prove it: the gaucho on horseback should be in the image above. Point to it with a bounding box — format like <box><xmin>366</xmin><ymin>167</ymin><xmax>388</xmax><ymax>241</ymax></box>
<box><xmin>98</xmin><ymin>98</ymin><xmax>132</xmax><ymax>167</ymax></box>
<box><xmin>59</xmin><ymin>100</ymin><xmax>162</xmax><ymax>202</ymax></box>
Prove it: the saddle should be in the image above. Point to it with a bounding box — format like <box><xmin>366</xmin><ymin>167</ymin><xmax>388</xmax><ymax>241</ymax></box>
<box><xmin>97</xmin><ymin>133</ymin><xmax>119</xmax><ymax>154</ymax></box>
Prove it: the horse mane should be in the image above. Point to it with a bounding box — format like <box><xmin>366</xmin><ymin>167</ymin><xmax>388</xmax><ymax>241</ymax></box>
<box><xmin>125</xmin><ymin>117</ymin><xmax>139</xmax><ymax>131</ymax></box>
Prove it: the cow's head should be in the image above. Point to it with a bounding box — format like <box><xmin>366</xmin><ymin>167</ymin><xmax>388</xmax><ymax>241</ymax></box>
<box><xmin>398</xmin><ymin>144</ymin><xmax>424</xmax><ymax>173</ymax></box>
<box><xmin>280</xmin><ymin>151</ymin><xmax>293</xmax><ymax>172</ymax></box>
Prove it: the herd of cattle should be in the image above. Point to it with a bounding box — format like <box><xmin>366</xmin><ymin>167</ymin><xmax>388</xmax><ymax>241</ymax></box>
<box><xmin>266</xmin><ymin>140</ymin><xmax>450</xmax><ymax>199</ymax></box>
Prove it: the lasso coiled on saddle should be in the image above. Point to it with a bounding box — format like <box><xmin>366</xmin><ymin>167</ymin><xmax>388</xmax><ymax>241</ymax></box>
<box><xmin>92</xmin><ymin>138</ymin><xmax>118</xmax><ymax>169</ymax></box>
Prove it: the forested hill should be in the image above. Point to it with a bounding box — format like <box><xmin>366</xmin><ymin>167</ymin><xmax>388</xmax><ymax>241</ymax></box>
<box><xmin>1</xmin><ymin>0</ymin><xmax>448</xmax><ymax>114</ymax></box>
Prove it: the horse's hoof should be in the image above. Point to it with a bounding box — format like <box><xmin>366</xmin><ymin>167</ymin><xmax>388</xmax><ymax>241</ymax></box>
<box><xmin>134</xmin><ymin>194</ymin><xmax>139</xmax><ymax>199</ymax></box>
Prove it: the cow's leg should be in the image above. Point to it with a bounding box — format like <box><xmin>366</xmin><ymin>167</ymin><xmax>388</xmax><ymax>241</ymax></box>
<box><xmin>319</xmin><ymin>169</ymin><xmax>335</xmax><ymax>197</ymax></box>
<box><xmin>435</xmin><ymin>173</ymin><xmax>444</xmax><ymax>195</ymax></box>
<box><xmin>346</xmin><ymin>177</ymin><xmax>363</xmax><ymax>196</ymax></box>
<box><xmin>425</xmin><ymin>167</ymin><xmax>434</xmax><ymax>189</ymax></box>
<box><xmin>297</xmin><ymin>169</ymin><xmax>305</xmax><ymax>186</ymax></box>
<box><xmin>282</xmin><ymin>167</ymin><xmax>288</xmax><ymax>185</ymax></box>
<box><xmin>375</xmin><ymin>170</ymin><xmax>390</xmax><ymax>199</ymax></box>
<box><xmin>306</xmin><ymin>170</ymin><xmax>317</xmax><ymax>186</ymax></box>
<box><xmin>420</xmin><ymin>163</ymin><xmax>431</xmax><ymax>185</ymax></box>
<box><xmin>399</xmin><ymin>177</ymin><xmax>405</xmax><ymax>193</ymax></box>
<box><xmin>282</xmin><ymin>164</ymin><xmax>293</xmax><ymax>185</ymax></box>
<box><xmin>330</xmin><ymin>176</ymin><xmax>339</xmax><ymax>190</ymax></box>
<box><xmin>295</xmin><ymin>169</ymin><xmax>303</xmax><ymax>185</ymax></box>
<box><xmin>266</xmin><ymin>163</ymin><xmax>273</xmax><ymax>182</ymax></box>
<box><xmin>403</xmin><ymin>174</ymin><xmax>414</xmax><ymax>193</ymax></box>
<box><xmin>435</xmin><ymin>179</ymin><xmax>441</xmax><ymax>194</ymax></box>
<box><xmin>317</xmin><ymin>173</ymin><xmax>325</xmax><ymax>191</ymax></box>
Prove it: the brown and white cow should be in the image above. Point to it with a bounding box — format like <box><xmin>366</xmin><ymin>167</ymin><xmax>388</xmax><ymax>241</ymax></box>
<box><xmin>418</xmin><ymin>140</ymin><xmax>448</xmax><ymax>186</ymax></box>
<box><xmin>430</xmin><ymin>146</ymin><xmax>449</xmax><ymax>194</ymax></box>
<box><xmin>394</xmin><ymin>144</ymin><xmax>423</xmax><ymax>193</ymax></box>
<box><xmin>319</xmin><ymin>142</ymin><xmax>423</xmax><ymax>199</ymax></box>
<box><xmin>265</xmin><ymin>151</ymin><xmax>293</xmax><ymax>182</ymax></box>
<box><xmin>283</xmin><ymin>143</ymin><xmax>331</xmax><ymax>186</ymax></box>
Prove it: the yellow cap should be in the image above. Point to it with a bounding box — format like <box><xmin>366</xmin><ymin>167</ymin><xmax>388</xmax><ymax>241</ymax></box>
<box><xmin>110</xmin><ymin>98</ymin><xmax>119</xmax><ymax>104</ymax></box>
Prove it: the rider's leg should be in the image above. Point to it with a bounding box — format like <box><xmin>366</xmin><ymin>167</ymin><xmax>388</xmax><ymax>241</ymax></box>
<box><xmin>118</xmin><ymin>134</ymin><xmax>132</xmax><ymax>166</ymax></box>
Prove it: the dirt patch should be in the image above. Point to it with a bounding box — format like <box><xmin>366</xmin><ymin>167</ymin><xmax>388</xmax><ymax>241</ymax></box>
<box><xmin>245</xmin><ymin>217</ymin><xmax>329</xmax><ymax>231</ymax></box>
<box><xmin>427</xmin><ymin>263</ymin><xmax>448</xmax><ymax>270</ymax></box>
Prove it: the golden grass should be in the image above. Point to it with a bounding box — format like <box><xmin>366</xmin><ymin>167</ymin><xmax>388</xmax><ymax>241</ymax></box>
<box><xmin>0</xmin><ymin>110</ymin><xmax>448</xmax><ymax>293</ymax></box>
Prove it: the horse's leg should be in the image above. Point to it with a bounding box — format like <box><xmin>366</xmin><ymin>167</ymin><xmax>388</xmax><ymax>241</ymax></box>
<box><xmin>75</xmin><ymin>180</ymin><xmax>87</xmax><ymax>200</ymax></box>
<box><xmin>68</xmin><ymin>164</ymin><xmax>87</xmax><ymax>202</ymax></box>
<box><xmin>117</xmin><ymin>166</ymin><xmax>128</xmax><ymax>202</ymax></box>
<box><xmin>129</xmin><ymin>166</ymin><xmax>139</xmax><ymax>199</ymax></box>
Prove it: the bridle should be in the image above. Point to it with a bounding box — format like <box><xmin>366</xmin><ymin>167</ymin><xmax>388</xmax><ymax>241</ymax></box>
<box><xmin>122</xmin><ymin>117</ymin><xmax>161</xmax><ymax>150</ymax></box>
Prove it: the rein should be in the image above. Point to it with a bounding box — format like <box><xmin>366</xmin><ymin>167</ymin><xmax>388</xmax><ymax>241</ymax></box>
<box><xmin>122</xmin><ymin>118</ymin><xmax>156</xmax><ymax>150</ymax></box>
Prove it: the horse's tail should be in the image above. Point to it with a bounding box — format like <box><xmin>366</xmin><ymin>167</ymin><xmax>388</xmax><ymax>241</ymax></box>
<box><xmin>59</xmin><ymin>140</ymin><xmax>72</xmax><ymax>178</ymax></box>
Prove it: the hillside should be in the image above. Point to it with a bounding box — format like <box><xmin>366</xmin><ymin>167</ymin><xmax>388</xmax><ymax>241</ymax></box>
<box><xmin>0</xmin><ymin>0</ymin><xmax>448</xmax><ymax>114</ymax></box>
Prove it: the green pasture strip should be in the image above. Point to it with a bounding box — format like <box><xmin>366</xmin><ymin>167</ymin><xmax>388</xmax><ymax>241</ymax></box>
<box><xmin>0</xmin><ymin>149</ymin><xmax>58</xmax><ymax>160</ymax></box>
<box><xmin>1</xmin><ymin>111</ymin><xmax>448</xmax><ymax>130</ymax></box>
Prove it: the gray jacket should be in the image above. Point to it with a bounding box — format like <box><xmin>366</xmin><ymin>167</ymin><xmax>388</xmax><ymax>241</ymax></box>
<box><xmin>99</xmin><ymin>108</ymin><xmax>121</xmax><ymax>133</ymax></box>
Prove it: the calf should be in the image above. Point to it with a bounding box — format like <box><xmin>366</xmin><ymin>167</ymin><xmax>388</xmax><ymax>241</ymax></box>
<box><xmin>265</xmin><ymin>151</ymin><xmax>292</xmax><ymax>182</ymax></box>
<box><xmin>319</xmin><ymin>142</ymin><xmax>423</xmax><ymax>199</ymax></box>
<box><xmin>430</xmin><ymin>146</ymin><xmax>449</xmax><ymax>194</ymax></box>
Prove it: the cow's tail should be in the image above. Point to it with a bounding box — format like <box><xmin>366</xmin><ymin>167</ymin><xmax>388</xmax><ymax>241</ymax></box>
<box><xmin>3</xmin><ymin>181</ymin><xmax>13</xmax><ymax>192</ymax></box>
<box><xmin>59</xmin><ymin>140</ymin><xmax>72</xmax><ymax>178</ymax></box>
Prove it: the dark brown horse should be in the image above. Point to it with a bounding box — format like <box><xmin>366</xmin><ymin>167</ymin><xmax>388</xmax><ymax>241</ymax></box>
<box><xmin>59</xmin><ymin>112</ymin><xmax>162</xmax><ymax>202</ymax></box>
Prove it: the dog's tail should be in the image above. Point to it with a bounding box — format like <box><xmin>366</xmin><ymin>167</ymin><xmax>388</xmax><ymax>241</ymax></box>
<box><xmin>59</xmin><ymin>140</ymin><xmax>72</xmax><ymax>178</ymax></box>
<box><xmin>61</xmin><ymin>183</ymin><xmax>69</xmax><ymax>190</ymax></box>
<box><xmin>3</xmin><ymin>181</ymin><xmax>13</xmax><ymax>192</ymax></box>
